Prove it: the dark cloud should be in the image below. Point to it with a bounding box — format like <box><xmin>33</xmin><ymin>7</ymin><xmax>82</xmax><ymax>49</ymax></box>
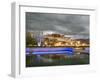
<box><xmin>26</xmin><ymin>12</ymin><xmax>89</xmax><ymax>37</ymax></box>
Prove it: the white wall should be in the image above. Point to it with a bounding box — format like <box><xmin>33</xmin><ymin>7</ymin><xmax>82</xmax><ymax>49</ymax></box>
<box><xmin>0</xmin><ymin>0</ymin><xmax>100</xmax><ymax>80</ymax></box>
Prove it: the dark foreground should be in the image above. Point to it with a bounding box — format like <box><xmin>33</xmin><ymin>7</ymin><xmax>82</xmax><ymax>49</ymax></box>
<box><xmin>26</xmin><ymin>53</ymin><xmax>89</xmax><ymax>67</ymax></box>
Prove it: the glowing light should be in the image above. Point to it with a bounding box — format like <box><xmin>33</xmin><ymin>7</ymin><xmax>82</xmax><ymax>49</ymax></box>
<box><xmin>32</xmin><ymin>51</ymin><xmax>73</xmax><ymax>55</ymax></box>
<box><xmin>26</xmin><ymin>47</ymin><xmax>73</xmax><ymax>55</ymax></box>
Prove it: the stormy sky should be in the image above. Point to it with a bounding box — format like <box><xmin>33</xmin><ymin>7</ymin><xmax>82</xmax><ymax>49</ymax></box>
<box><xmin>26</xmin><ymin>12</ymin><xmax>89</xmax><ymax>38</ymax></box>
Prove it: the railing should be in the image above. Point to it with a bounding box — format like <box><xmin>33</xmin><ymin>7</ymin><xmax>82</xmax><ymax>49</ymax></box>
<box><xmin>26</xmin><ymin>47</ymin><xmax>89</xmax><ymax>55</ymax></box>
<box><xmin>26</xmin><ymin>47</ymin><xmax>73</xmax><ymax>55</ymax></box>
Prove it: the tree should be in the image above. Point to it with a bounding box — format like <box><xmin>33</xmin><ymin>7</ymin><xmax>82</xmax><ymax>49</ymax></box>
<box><xmin>26</xmin><ymin>32</ymin><xmax>38</xmax><ymax>47</ymax></box>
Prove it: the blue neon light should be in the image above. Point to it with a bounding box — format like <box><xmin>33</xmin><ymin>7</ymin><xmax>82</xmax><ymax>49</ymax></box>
<box><xmin>26</xmin><ymin>47</ymin><xmax>73</xmax><ymax>55</ymax></box>
<box><xmin>32</xmin><ymin>51</ymin><xmax>73</xmax><ymax>55</ymax></box>
<box><xmin>26</xmin><ymin>47</ymin><xmax>73</xmax><ymax>51</ymax></box>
